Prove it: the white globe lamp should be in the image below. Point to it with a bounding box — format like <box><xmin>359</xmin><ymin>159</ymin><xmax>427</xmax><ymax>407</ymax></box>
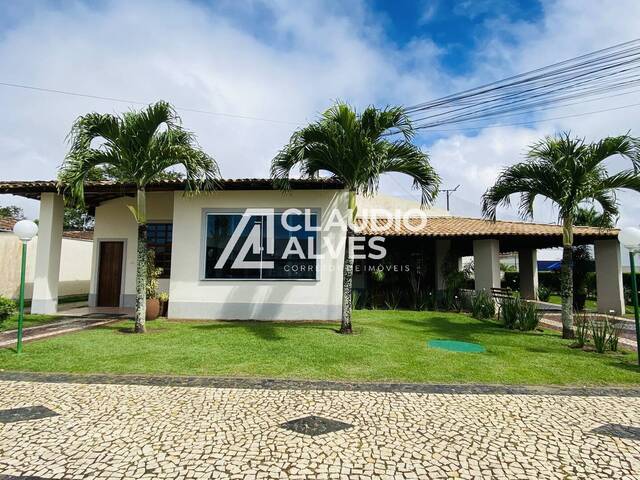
<box><xmin>12</xmin><ymin>220</ymin><xmax>38</xmax><ymax>242</ymax></box>
<box><xmin>618</xmin><ymin>226</ymin><xmax>640</xmax><ymax>253</ymax></box>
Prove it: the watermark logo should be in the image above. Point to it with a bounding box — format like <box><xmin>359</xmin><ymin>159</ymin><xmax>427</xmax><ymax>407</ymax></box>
<box><xmin>212</xmin><ymin>207</ymin><xmax>429</xmax><ymax>270</ymax></box>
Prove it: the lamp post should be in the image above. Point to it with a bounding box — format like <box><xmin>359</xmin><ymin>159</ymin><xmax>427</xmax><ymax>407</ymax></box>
<box><xmin>12</xmin><ymin>220</ymin><xmax>38</xmax><ymax>354</ymax></box>
<box><xmin>618</xmin><ymin>226</ymin><xmax>640</xmax><ymax>366</ymax></box>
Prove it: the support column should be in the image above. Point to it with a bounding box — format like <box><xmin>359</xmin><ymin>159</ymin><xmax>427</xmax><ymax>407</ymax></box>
<box><xmin>518</xmin><ymin>248</ymin><xmax>538</xmax><ymax>300</ymax></box>
<box><xmin>31</xmin><ymin>193</ymin><xmax>64</xmax><ymax>314</ymax></box>
<box><xmin>594</xmin><ymin>239</ymin><xmax>624</xmax><ymax>315</ymax></box>
<box><xmin>473</xmin><ymin>239</ymin><xmax>500</xmax><ymax>292</ymax></box>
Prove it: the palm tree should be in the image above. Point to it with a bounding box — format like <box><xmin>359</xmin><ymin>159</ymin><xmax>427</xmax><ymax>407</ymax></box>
<box><xmin>59</xmin><ymin>101</ymin><xmax>220</xmax><ymax>333</ymax></box>
<box><xmin>482</xmin><ymin>133</ymin><xmax>640</xmax><ymax>338</ymax></box>
<box><xmin>271</xmin><ymin>102</ymin><xmax>440</xmax><ymax>334</ymax></box>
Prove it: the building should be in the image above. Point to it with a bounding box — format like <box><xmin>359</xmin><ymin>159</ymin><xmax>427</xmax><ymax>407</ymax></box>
<box><xmin>0</xmin><ymin>179</ymin><xmax>625</xmax><ymax>318</ymax></box>
<box><xmin>0</xmin><ymin>217</ymin><xmax>93</xmax><ymax>301</ymax></box>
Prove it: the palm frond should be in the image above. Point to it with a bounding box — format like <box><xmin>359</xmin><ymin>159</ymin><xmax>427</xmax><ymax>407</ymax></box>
<box><xmin>484</xmin><ymin>132</ymin><xmax>639</xmax><ymax>226</ymax></box>
<box><xmin>377</xmin><ymin>142</ymin><xmax>440</xmax><ymax>205</ymax></box>
<box><xmin>59</xmin><ymin>101</ymin><xmax>219</xmax><ymax>204</ymax></box>
<box><xmin>270</xmin><ymin>102</ymin><xmax>438</xmax><ymax>204</ymax></box>
<box><xmin>587</xmin><ymin>134</ymin><xmax>640</xmax><ymax>171</ymax></box>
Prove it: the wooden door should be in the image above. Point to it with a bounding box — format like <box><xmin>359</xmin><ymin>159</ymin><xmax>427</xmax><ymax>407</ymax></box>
<box><xmin>97</xmin><ymin>241</ymin><xmax>124</xmax><ymax>307</ymax></box>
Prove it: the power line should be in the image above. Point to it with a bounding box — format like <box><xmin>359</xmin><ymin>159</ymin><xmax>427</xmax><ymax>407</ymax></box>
<box><xmin>419</xmin><ymin>101</ymin><xmax>640</xmax><ymax>133</ymax></box>
<box><xmin>3</xmin><ymin>39</ymin><xmax>640</xmax><ymax>134</ymax></box>
<box><xmin>0</xmin><ymin>81</ymin><xmax>302</xmax><ymax>126</ymax></box>
<box><xmin>415</xmin><ymin>86</ymin><xmax>640</xmax><ymax>127</ymax></box>
<box><xmin>404</xmin><ymin>38</ymin><xmax>640</xmax><ymax>131</ymax></box>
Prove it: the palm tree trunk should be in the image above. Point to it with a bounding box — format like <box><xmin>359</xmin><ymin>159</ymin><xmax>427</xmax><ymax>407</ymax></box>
<box><xmin>560</xmin><ymin>218</ymin><xmax>574</xmax><ymax>339</ymax></box>
<box><xmin>340</xmin><ymin>226</ymin><xmax>354</xmax><ymax>334</ymax></box>
<box><xmin>339</xmin><ymin>190</ymin><xmax>357</xmax><ymax>334</ymax></box>
<box><xmin>134</xmin><ymin>188</ymin><xmax>147</xmax><ymax>333</ymax></box>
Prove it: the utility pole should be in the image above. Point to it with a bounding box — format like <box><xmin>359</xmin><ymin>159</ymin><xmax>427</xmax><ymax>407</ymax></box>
<box><xmin>441</xmin><ymin>185</ymin><xmax>460</xmax><ymax>212</ymax></box>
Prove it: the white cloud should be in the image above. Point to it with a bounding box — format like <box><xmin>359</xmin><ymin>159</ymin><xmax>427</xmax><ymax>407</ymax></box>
<box><xmin>1</xmin><ymin>0</ymin><xmax>640</xmax><ymax>240</ymax></box>
<box><xmin>414</xmin><ymin>0</ymin><xmax>640</xmax><ymax>226</ymax></box>
<box><xmin>0</xmin><ymin>0</ymin><xmax>446</xmax><ymax>218</ymax></box>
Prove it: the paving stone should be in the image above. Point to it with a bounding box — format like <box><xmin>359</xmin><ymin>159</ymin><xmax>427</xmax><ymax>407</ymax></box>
<box><xmin>0</xmin><ymin>377</ymin><xmax>638</xmax><ymax>479</ymax></box>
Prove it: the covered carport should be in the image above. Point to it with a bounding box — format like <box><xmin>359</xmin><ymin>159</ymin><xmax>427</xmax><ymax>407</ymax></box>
<box><xmin>356</xmin><ymin>216</ymin><xmax>624</xmax><ymax>314</ymax></box>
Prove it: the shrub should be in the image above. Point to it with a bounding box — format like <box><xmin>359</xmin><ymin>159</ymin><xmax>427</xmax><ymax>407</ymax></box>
<box><xmin>384</xmin><ymin>289</ymin><xmax>402</xmax><ymax>310</ymax></box>
<box><xmin>574</xmin><ymin>313</ymin><xmax>590</xmax><ymax>348</ymax></box>
<box><xmin>459</xmin><ymin>289</ymin><xmax>474</xmax><ymax>312</ymax></box>
<box><xmin>352</xmin><ymin>290</ymin><xmax>362</xmax><ymax>310</ymax></box>
<box><xmin>591</xmin><ymin>318</ymin><xmax>609</xmax><ymax>353</ymax></box>
<box><xmin>499</xmin><ymin>296</ymin><xmax>539</xmax><ymax>331</ymax></box>
<box><xmin>0</xmin><ymin>296</ymin><xmax>17</xmax><ymax>323</ymax></box>
<box><xmin>500</xmin><ymin>297</ymin><xmax>521</xmax><ymax>329</ymax></box>
<box><xmin>145</xmin><ymin>250</ymin><xmax>163</xmax><ymax>299</ymax></box>
<box><xmin>471</xmin><ymin>290</ymin><xmax>495</xmax><ymax>319</ymax></box>
<box><xmin>539</xmin><ymin>271</ymin><xmax>561</xmax><ymax>293</ymax></box>
<box><xmin>607</xmin><ymin>318</ymin><xmax>621</xmax><ymax>352</ymax></box>
<box><xmin>537</xmin><ymin>285</ymin><xmax>551</xmax><ymax>302</ymax></box>
<box><xmin>420</xmin><ymin>291</ymin><xmax>436</xmax><ymax>311</ymax></box>
<box><xmin>517</xmin><ymin>301</ymin><xmax>540</xmax><ymax>331</ymax></box>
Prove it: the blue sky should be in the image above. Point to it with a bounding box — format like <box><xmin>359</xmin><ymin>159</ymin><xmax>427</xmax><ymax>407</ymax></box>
<box><xmin>0</xmin><ymin>0</ymin><xmax>639</xmax><ymax>239</ymax></box>
<box><xmin>371</xmin><ymin>0</ymin><xmax>543</xmax><ymax>74</ymax></box>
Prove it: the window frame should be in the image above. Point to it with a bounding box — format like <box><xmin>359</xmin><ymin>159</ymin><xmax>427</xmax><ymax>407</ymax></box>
<box><xmin>200</xmin><ymin>208</ymin><xmax>321</xmax><ymax>282</ymax></box>
<box><xmin>146</xmin><ymin>222</ymin><xmax>173</xmax><ymax>279</ymax></box>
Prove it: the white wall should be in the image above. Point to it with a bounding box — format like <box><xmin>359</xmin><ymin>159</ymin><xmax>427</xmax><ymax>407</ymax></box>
<box><xmin>168</xmin><ymin>189</ymin><xmax>348</xmax><ymax>320</ymax></box>
<box><xmin>89</xmin><ymin>192</ymin><xmax>174</xmax><ymax>307</ymax></box>
<box><xmin>0</xmin><ymin>233</ymin><xmax>93</xmax><ymax>299</ymax></box>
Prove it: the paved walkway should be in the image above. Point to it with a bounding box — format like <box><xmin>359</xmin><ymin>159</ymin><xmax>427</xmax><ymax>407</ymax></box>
<box><xmin>540</xmin><ymin>314</ymin><xmax>638</xmax><ymax>351</ymax></box>
<box><xmin>0</xmin><ymin>307</ymin><xmax>131</xmax><ymax>349</ymax></box>
<box><xmin>0</xmin><ymin>317</ymin><xmax>122</xmax><ymax>349</ymax></box>
<box><xmin>0</xmin><ymin>374</ymin><xmax>638</xmax><ymax>479</ymax></box>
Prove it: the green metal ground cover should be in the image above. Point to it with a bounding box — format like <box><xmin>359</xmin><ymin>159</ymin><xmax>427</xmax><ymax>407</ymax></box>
<box><xmin>427</xmin><ymin>339</ymin><xmax>486</xmax><ymax>353</ymax></box>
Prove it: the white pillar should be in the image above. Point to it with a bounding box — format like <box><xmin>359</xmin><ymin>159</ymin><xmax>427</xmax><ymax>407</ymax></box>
<box><xmin>473</xmin><ymin>239</ymin><xmax>500</xmax><ymax>291</ymax></box>
<box><xmin>31</xmin><ymin>193</ymin><xmax>64</xmax><ymax>314</ymax></box>
<box><xmin>518</xmin><ymin>248</ymin><xmax>538</xmax><ymax>300</ymax></box>
<box><xmin>594</xmin><ymin>239</ymin><xmax>625</xmax><ymax>315</ymax></box>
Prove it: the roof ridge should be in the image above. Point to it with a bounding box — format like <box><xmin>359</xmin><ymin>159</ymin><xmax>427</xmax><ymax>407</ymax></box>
<box><xmin>359</xmin><ymin>215</ymin><xmax>618</xmax><ymax>231</ymax></box>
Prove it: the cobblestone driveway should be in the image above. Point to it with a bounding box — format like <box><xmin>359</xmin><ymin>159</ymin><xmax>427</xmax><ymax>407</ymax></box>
<box><xmin>0</xmin><ymin>376</ymin><xmax>639</xmax><ymax>479</ymax></box>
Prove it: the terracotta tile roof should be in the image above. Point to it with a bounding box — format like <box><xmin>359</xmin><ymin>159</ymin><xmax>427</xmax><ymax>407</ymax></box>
<box><xmin>0</xmin><ymin>217</ymin><xmax>93</xmax><ymax>240</ymax></box>
<box><xmin>0</xmin><ymin>217</ymin><xmax>16</xmax><ymax>231</ymax></box>
<box><xmin>61</xmin><ymin>230</ymin><xmax>94</xmax><ymax>241</ymax></box>
<box><xmin>0</xmin><ymin>177</ymin><xmax>344</xmax><ymax>195</ymax></box>
<box><xmin>355</xmin><ymin>216</ymin><xmax>618</xmax><ymax>239</ymax></box>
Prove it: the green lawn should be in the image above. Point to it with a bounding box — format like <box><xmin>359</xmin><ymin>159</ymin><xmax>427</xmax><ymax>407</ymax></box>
<box><xmin>547</xmin><ymin>294</ymin><xmax>636</xmax><ymax>317</ymax></box>
<box><xmin>0</xmin><ymin>310</ymin><xmax>637</xmax><ymax>385</ymax></box>
<box><xmin>0</xmin><ymin>314</ymin><xmax>61</xmax><ymax>332</ymax></box>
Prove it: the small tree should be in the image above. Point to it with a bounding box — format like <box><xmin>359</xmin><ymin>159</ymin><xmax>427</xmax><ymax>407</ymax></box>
<box><xmin>482</xmin><ymin>133</ymin><xmax>640</xmax><ymax>338</ymax></box>
<box><xmin>0</xmin><ymin>205</ymin><xmax>24</xmax><ymax>220</ymax></box>
<box><xmin>59</xmin><ymin>101</ymin><xmax>220</xmax><ymax>333</ymax></box>
<box><xmin>272</xmin><ymin>102</ymin><xmax>440</xmax><ymax>333</ymax></box>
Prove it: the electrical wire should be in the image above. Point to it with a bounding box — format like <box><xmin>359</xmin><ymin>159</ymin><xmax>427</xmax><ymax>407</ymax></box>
<box><xmin>0</xmin><ymin>81</ymin><xmax>301</xmax><ymax>126</ymax></box>
<box><xmin>405</xmin><ymin>38</ymin><xmax>640</xmax><ymax>131</ymax></box>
